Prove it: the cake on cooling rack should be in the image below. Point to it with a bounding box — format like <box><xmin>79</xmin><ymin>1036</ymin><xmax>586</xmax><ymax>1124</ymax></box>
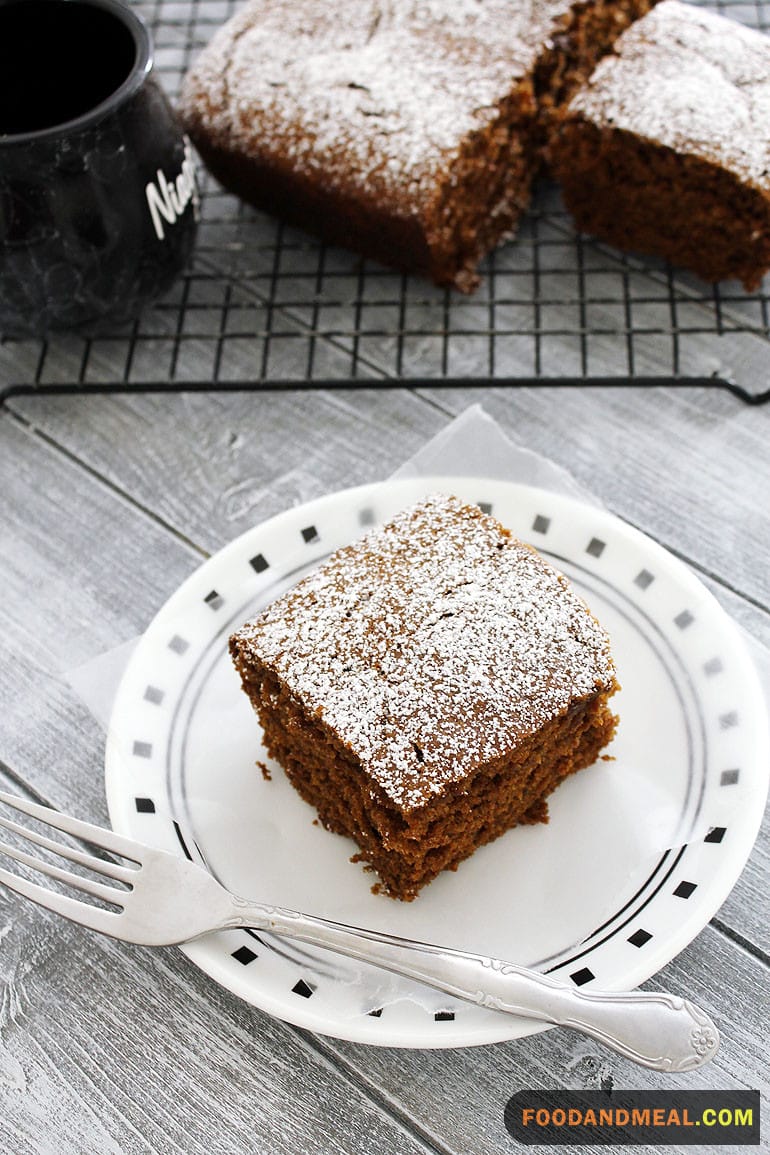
<box><xmin>229</xmin><ymin>494</ymin><xmax>619</xmax><ymax>900</ymax></box>
<box><xmin>549</xmin><ymin>1</ymin><xmax>770</xmax><ymax>290</ymax></box>
<box><xmin>178</xmin><ymin>0</ymin><xmax>655</xmax><ymax>293</ymax></box>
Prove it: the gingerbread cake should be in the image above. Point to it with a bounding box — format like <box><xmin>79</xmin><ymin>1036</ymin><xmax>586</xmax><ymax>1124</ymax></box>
<box><xmin>549</xmin><ymin>1</ymin><xmax>770</xmax><ymax>290</ymax></box>
<box><xmin>230</xmin><ymin>494</ymin><xmax>619</xmax><ymax>900</ymax></box>
<box><xmin>179</xmin><ymin>0</ymin><xmax>655</xmax><ymax>292</ymax></box>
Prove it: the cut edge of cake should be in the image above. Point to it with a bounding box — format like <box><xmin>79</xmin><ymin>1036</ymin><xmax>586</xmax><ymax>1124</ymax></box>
<box><xmin>548</xmin><ymin>0</ymin><xmax>770</xmax><ymax>290</ymax></box>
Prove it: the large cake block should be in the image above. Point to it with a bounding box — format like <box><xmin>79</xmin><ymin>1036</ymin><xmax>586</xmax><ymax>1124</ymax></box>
<box><xmin>179</xmin><ymin>0</ymin><xmax>654</xmax><ymax>291</ymax></box>
<box><xmin>230</xmin><ymin>495</ymin><xmax>619</xmax><ymax>900</ymax></box>
<box><xmin>549</xmin><ymin>1</ymin><xmax>770</xmax><ymax>289</ymax></box>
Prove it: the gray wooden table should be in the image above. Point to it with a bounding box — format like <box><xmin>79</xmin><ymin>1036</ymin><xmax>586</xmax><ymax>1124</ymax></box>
<box><xmin>1</xmin><ymin>382</ymin><xmax>769</xmax><ymax>1155</ymax></box>
<box><xmin>2</xmin><ymin>0</ymin><xmax>770</xmax><ymax>1149</ymax></box>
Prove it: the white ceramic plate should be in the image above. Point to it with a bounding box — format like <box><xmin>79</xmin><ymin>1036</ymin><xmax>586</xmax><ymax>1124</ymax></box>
<box><xmin>105</xmin><ymin>478</ymin><xmax>769</xmax><ymax>1048</ymax></box>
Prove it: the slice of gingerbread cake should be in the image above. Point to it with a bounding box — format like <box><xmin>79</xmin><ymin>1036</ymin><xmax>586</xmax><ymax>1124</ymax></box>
<box><xmin>549</xmin><ymin>1</ymin><xmax>770</xmax><ymax>289</ymax></box>
<box><xmin>230</xmin><ymin>494</ymin><xmax>619</xmax><ymax>900</ymax></box>
<box><xmin>179</xmin><ymin>0</ymin><xmax>655</xmax><ymax>292</ymax></box>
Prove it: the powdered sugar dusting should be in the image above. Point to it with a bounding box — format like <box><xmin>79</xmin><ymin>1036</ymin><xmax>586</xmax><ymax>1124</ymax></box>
<box><xmin>233</xmin><ymin>494</ymin><xmax>617</xmax><ymax>812</ymax></box>
<box><xmin>180</xmin><ymin>0</ymin><xmax>587</xmax><ymax>210</ymax></box>
<box><xmin>567</xmin><ymin>1</ymin><xmax>770</xmax><ymax>188</ymax></box>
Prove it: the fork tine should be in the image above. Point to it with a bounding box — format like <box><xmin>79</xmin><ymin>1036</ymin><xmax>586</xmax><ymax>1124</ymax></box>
<box><xmin>0</xmin><ymin>862</ymin><xmax>125</xmax><ymax>938</ymax></box>
<box><xmin>0</xmin><ymin>790</ymin><xmax>143</xmax><ymax>862</ymax></box>
<box><xmin>0</xmin><ymin>812</ymin><xmax>138</xmax><ymax>883</ymax></box>
<box><xmin>0</xmin><ymin>837</ymin><xmax>128</xmax><ymax>906</ymax></box>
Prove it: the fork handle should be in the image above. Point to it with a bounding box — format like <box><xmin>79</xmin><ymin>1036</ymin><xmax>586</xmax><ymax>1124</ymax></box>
<box><xmin>230</xmin><ymin>900</ymin><xmax>718</xmax><ymax>1071</ymax></box>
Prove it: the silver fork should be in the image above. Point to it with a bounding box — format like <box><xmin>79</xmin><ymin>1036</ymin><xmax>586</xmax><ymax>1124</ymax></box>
<box><xmin>0</xmin><ymin>788</ymin><xmax>719</xmax><ymax>1071</ymax></box>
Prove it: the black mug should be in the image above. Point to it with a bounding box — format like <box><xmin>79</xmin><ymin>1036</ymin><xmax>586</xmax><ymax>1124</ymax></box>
<box><xmin>0</xmin><ymin>0</ymin><xmax>198</xmax><ymax>336</ymax></box>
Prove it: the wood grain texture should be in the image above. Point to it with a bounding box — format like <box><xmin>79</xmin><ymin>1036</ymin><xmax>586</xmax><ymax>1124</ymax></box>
<box><xmin>1</xmin><ymin>384</ymin><xmax>768</xmax><ymax>1155</ymax></box>
<box><xmin>0</xmin><ymin>791</ymin><xmax>436</xmax><ymax>1155</ymax></box>
<box><xmin>8</xmin><ymin>385</ymin><xmax>770</xmax><ymax>608</ymax></box>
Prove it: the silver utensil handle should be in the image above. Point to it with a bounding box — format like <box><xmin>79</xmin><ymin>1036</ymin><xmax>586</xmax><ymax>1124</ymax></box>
<box><xmin>230</xmin><ymin>899</ymin><xmax>719</xmax><ymax>1071</ymax></box>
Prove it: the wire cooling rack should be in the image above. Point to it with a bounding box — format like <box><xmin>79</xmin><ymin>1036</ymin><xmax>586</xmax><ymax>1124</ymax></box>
<box><xmin>2</xmin><ymin>0</ymin><xmax>770</xmax><ymax>402</ymax></box>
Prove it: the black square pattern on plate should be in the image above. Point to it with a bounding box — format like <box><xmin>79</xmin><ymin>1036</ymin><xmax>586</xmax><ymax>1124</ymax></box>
<box><xmin>704</xmin><ymin>826</ymin><xmax>727</xmax><ymax>844</ymax></box>
<box><xmin>292</xmin><ymin>979</ymin><xmax>315</xmax><ymax>998</ymax></box>
<box><xmin>570</xmin><ymin>967</ymin><xmax>595</xmax><ymax>986</ymax></box>
<box><xmin>133</xmin><ymin>741</ymin><xmax>152</xmax><ymax>758</ymax></box>
<box><xmin>232</xmin><ymin>945</ymin><xmax>258</xmax><ymax>965</ymax></box>
<box><xmin>532</xmin><ymin>514</ymin><xmax>550</xmax><ymax>534</ymax></box>
<box><xmin>135</xmin><ymin>797</ymin><xmax>156</xmax><ymax>813</ymax></box>
<box><xmin>673</xmin><ymin>880</ymin><xmax>697</xmax><ymax>899</ymax></box>
<box><xmin>301</xmin><ymin>525</ymin><xmax>319</xmax><ymax>544</ymax></box>
<box><xmin>144</xmin><ymin>685</ymin><xmax>164</xmax><ymax>705</ymax></box>
<box><xmin>721</xmin><ymin>769</ymin><xmax>740</xmax><ymax>786</ymax></box>
<box><xmin>634</xmin><ymin>569</ymin><xmax>655</xmax><ymax>590</ymax></box>
<box><xmin>586</xmin><ymin>538</ymin><xmax>605</xmax><ymax>558</ymax></box>
<box><xmin>250</xmin><ymin>553</ymin><xmax>269</xmax><ymax>574</ymax></box>
<box><xmin>628</xmin><ymin>928</ymin><xmax>653</xmax><ymax>948</ymax></box>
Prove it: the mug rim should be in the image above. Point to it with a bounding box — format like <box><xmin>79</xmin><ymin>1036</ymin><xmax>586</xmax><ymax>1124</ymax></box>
<box><xmin>0</xmin><ymin>0</ymin><xmax>153</xmax><ymax>147</ymax></box>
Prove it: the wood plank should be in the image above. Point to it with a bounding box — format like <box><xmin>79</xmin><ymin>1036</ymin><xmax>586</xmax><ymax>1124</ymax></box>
<box><xmin>4</xmin><ymin>391</ymin><xmax>447</xmax><ymax>555</ymax></box>
<box><xmin>7</xmin><ymin>384</ymin><xmax>770</xmax><ymax>610</ymax></box>
<box><xmin>0</xmin><ymin>789</ymin><xmax>436</xmax><ymax>1155</ymax></box>
<box><xmin>0</xmin><ymin>415</ymin><xmax>204</xmax><ymax>819</ymax></box>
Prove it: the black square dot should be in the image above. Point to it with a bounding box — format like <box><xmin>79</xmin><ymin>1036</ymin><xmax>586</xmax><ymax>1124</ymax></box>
<box><xmin>434</xmin><ymin>1011</ymin><xmax>455</xmax><ymax>1021</ymax></box>
<box><xmin>532</xmin><ymin>514</ymin><xmax>550</xmax><ymax>534</ymax></box>
<box><xmin>144</xmin><ymin>685</ymin><xmax>164</xmax><ymax>706</ymax></box>
<box><xmin>368</xmin><ymin>1007</ymin><xmax>383</xmax><ymax>1018</ymax></box>
<box><xmin>674</xmin><ymin>610</ymin><xmax>694</xmax><ymax>630</ymax></box>
<box><xmin>704</xmin><ymin>657</ymin><xmax>723</xmax><ymax>676</ymax></box>
<box><xmin>232</xmin><ymin>945</ymin><xmax>257</xmax><ymax>965</ymax></box>
<box><xmin>135</xmin><ymin>797</ymin><xmax>155</xmax><ymax>813</ymax></box>
<box><xmin>477</xmin><ymin>501</ymin><xmax>493</xmax><ymax>515</ymax></box>
<box><xmin>250</xmin><ymin>553</ymin><xmax>269</xmax><ymax>574</ymax></box>
<box><xmin>204</xmin><ymin>589</ymin><xmax>224</xmax><ymax>610</ymax></box>
<box><xmin>704</xmin><ymin>826</ymin><xmax>726</xmax><ymax>844</ymax></box>
<box><xmin>720</xmin><ymin>768</ymin><xmax>740</xmax><ymax>786</ymax></box>
<box><xmin>570</xmin><ymin>967</ymin><xmax>595</xmax><ymax>986</ymax></box>
<box><xmin>628</xmin><ymin>928</ymin><xmax>653</xmax><ymax>948</ymax></box>
<box><xmin>634</xmin><ymin>569</ymin><xmax>655</xmax><ymax>590</ymax></box>
<box><xmin>301</xmin><ymin>525</ymin><xmax>319</xmax><ymax>544</ymax></box>
<box><xmin>586</xmin><ymin>538</ymin><xmax>605</xmax><ymax>558</ymax></box>
<box><xmin>292</xmin><ymin>978</ymin><xmax>315</xmax><ymax>998</ymax></box>
<box><xmin>358</xmin><ymin>507</ymin><xmax>376</xmax><ymax>527</ymax></box>
<box><xmin>133</xmin><ymin>740</ymin><xmax>152</xmax><ymax>758</ymax></box>
<box><xmin>720</xmin><ymin>711</ymin><xmax>738</xmax><ymax>730</ymax></box>
<box><xmin>168</xmin><ymin>634</ymin><xmax>189</xmax><ymax>655</ymax></box>
<box><xmin>673</xmin><ymin>880</ymin><xmax>697</xmax><ymax>899</ymax></box>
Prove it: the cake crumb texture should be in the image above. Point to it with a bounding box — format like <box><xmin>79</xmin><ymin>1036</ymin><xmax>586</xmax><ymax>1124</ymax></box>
<box><xmin>231</xmin><ymin>495</ymin><xmax>619</xmax><ymax>899</ymax></box>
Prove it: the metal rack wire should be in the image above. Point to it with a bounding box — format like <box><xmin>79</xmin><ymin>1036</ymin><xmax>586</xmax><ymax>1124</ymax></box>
<box><xmin>2</xmin><ymin>0</ymin><xmax>770</xmax><ymax>401</ymax></box>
